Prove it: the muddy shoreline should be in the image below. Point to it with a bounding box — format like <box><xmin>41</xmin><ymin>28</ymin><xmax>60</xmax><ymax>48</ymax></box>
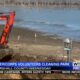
<box><xmin>0</xmin><ymin>26</ymin><xmax>80</xmax><ymax>62</ymax></box>
<box><xmin>3</xmin><ymin>26</ymin><xmax>79</xmax><ymax>62</ymax></box>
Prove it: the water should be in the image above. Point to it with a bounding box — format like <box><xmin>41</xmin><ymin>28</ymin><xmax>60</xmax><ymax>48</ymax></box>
<box><xmin>0</xmin><ymin>6</ymin><xmax>80</xmax><ymax>41</ymax></box>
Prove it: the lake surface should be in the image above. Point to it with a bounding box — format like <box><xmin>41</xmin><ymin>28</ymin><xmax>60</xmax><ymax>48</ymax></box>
<box><xmin>0</xmin><ymin>6</ymin><xmax>80</xmax><ymax>41</ymax></box>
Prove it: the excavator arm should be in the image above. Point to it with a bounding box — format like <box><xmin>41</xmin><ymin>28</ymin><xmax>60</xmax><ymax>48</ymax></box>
<box><xmin>0</xmin><ymin>11</ymin><xmax>15</xmax><ymax>48</ymax></box>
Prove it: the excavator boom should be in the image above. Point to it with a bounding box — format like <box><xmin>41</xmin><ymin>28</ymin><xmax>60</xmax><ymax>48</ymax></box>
<box><xmin>0</xmin><ymin>11</ymin><xmax>15</xmax><ymax>48</ymax></box>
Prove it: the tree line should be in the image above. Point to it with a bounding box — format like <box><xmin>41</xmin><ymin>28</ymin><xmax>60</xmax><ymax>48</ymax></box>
<box><xmin>1</xmin><ymin>0</ymin><xmax>80</xmax><ymax>8</ymax></box>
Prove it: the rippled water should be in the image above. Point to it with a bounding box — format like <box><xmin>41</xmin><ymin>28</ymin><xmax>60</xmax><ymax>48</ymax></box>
<box><xmin>0</xmin><ymin>6</ymin><xmax>80</xmax><ymax>41</ymax></box>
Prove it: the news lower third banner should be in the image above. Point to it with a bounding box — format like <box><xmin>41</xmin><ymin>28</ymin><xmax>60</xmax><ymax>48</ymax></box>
<box><xmin>0</xmin><ymin>62</ymin><xmax>79</xmax><ymax>73</ymax></box>
<box><xmin>0</xmin><ymin>62</ymin><xmax>73</xmax><ymax>70</ymax></box>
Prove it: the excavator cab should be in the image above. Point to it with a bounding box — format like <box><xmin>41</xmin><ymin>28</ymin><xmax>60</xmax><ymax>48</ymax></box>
<box><xmin>0</xmin><ymin>11</ymin><xmax>15</xmax><ymax>48</ymax></box>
